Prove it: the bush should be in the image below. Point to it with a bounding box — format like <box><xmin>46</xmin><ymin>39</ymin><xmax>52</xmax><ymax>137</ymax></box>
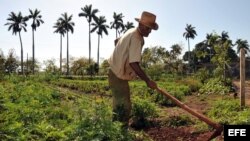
<box><xmin>208</xmin><ymin>98</ymin><xmax>250</xmax><ymax>125</ymax></box>
<box><xmin>176</xmin><ymin>78</ymin><xmax>202</xmax><ymax>93</ymax></box>
<box><xmin>146</xmin><ymin>64</ymin><xmax>165</xmax><ymax>81</ymax></box>
<box><xmin>153</xmin><ymin>90</ymin><xmax>184</xmax><ymax>106</ymax></box>
<box><xmin>130</xmin><ymin>81</ymin><xmax>189</xmax><ymax>106</ymax></box>
<box><xmin>43</xmin><ymin>73</ymin><xmax>60</xmax><ymax>82</ymax></box>
<box><xmin>131</xmin><ymin>96</ymin><xmax>158</xmax><ymax>129</ymax></box>
<box><xmin>194</xmin><ymin>68</ymin><xmax>211</xmax><ymax>83</ymax></box>
<box><xmin>69</xmin><ymin>100</ymin><xmax>131</xmax><ymax>141</ymax></box>
<box><xmin>199</xmin><ymin>78</ymin><xmax>230</xmax><ymax>95</ymax></box>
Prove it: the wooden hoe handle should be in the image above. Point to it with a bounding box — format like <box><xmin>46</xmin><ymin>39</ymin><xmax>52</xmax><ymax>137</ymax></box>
<box><xmin>156</xmin><ymin>87</ymin><xmax>222</xmax><ymax>130</ymax></box>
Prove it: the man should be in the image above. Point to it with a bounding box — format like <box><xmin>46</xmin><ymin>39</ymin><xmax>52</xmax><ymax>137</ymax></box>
<box><xmin>108</xmin><ymin>11</ymin><xmax>158</xmax><ymax>128</ymax></box>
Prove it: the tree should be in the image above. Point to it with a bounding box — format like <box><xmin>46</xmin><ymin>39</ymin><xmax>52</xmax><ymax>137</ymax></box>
<box><xmin>23</xmin><ymin>55</ymin><xmax>39</xmax><ymax>74</ymax></box>
<box><xmin>58</xmin><ymin>13</ymin><xmax>75</xmax><ymax>75</ymax></box>
<box><xmin>204</xmin><ymin>33</ymin><xmax>218</xmax><ymax>61</ymax></box>
<box><xmin>5</xmin><ymin>12</ymin><xmax>28</xmax><ymax>75</ymax></box>
<box><xmin>79</xmin><ymin>4</ymin><xmax>99</xmax><ymax>65</ymax></box>
<box><xmin>100</xmin><ymin>59</ymin><xmax>110</xmax><ymax>75</ymax></box>
<box><xmin>0</xmin><ymin>49</ymin><xmax>5</xmax><ymax>78</ymax></box>
<box><xmin>5</xmin><ymin>49</ymin><xmax>19</xmax><ymax>74</ymax></box>
<box><xmin>165</xmin><ymin>44</ymin><xmax>184</xmax><ymax>74</ymax></box>
<box><xmin>110</xmin><ymin>12</ymin><xmax>124</xmax><ymax>38</ymax></box>
<box><xmin>122</xmin><ymin>21</ymin><xmax>134</xmax><ymax>33</ymax></box>
<box><xmin>28</xmin><ymin>9</ymin><xmax>44</xmax><ymax>74</ymax></box>
<box><xmin>91</xmin><ymin>16</ymin><xmax>109</xmax><ymax>68</ymax></box>
<box><xmin>141</xmin><ymin>46</ymin><xmax>167</xmax><ymax>80</ymax></box>
<box><xmin>212</xmin><ymin>31</ymin><xmax>233</xmax><ymax>83</ymax></box>
<box><xmin>141</xmin><ymin>46</ymin><xmax>167</xmax><ymax>68</ymax></box>
<box><xmin>194</xmin><ymin>42</ymin><xmax>210</xmax><ymax>63</ymax></box>
<box><xmin>70</xmin><ymin>57</ymin><xmax>89</xmax><ymax>75</ymax></box>
<box><xmin>141</xmin><ymin>48</ymin><xmax>152</xmax><ymax>68</ymax></box>
<box><xmin>24</xmin><ymin>54</ymin><xmax>31</xmax><ymax>74</ymax></box>
<box><xmin>235</xmin><ymin>39</ymin><xmax>250</xmax><ymax>54</ymax></box>
<box><xmin>53</xmin><ymin>19</ymin><xmax>66</xmax><ymax>74</ymax></box>
<box><xmin>183</xmin><ymin>24</ymin><xmax>197</xmax><ymax>67</ymax></box>
<box><xmin>170</xmin><ymin>44</ymin><xmax>182</xmax><ymax>60</ymax></box>
<box><xmin>220</xmin><ymin>31</ymin><xmax>229</xmax><ymax>42</ymax></box>
<box><xmin>86</xmin><ymin>63</ymin><xmax>99</xmax><ymax>75</ymax></box>
<box><xmin>43</xmin><ymin>58</ymin><xmax>58</xmax><ymax>73</ymax></box>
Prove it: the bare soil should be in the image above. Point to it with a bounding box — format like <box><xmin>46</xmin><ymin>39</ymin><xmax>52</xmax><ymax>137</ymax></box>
<box><xmin>145</xmin><ymin>126</ymin><xmax>216</xmax><ymax>141</ymax></box>
<box><xmin>142</xmin><ymin>94</ymin><xmax>225</xmax><ymax>141</ymax></box>
<box><xmin>143</xmin><ymin>80</ymin><xmax>250</xmax><ymax>141</ymax></box>
<box><xmin>233</xmin><ymin>80</ymin><xmax>250</xmax><ymax>106</ymax></box>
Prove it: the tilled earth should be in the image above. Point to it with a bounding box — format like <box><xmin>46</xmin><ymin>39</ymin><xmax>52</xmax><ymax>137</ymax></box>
<box><xmin>141</xmin><ymin>95</ymin><xmax>225</xmax><ymax>141</ymax></box>
<box><xmin>145</xmin><ymin>126</ymin><xmax>223</xmax><ymax>141</ymax></box>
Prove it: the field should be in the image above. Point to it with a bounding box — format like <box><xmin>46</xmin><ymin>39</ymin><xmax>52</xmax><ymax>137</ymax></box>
<box><xmin>0</xmin><ymin>74</ymin><xmax>250</xmax><ymax>141</ymax></box>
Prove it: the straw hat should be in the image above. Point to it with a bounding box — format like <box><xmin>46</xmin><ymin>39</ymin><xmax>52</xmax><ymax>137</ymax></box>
<box><xmin>135</xmin><ymin>11</ymin><xmax>158</xmax><ymax>30</ymax></box>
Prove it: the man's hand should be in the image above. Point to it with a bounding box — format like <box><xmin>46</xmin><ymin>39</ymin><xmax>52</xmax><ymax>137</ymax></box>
<box><xmin>146</xmin><ymin>80</ymin><xmax>157</xmax><ymax>90</ymax></box>
<box><xmin>129</xmin><ymin>62</ymin><xmax>158</xmax><ymax>89</ymax></box>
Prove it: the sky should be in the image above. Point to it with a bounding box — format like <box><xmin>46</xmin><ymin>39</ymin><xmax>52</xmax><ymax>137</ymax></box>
<box><xmin>0</xmin><ymin>0</ymin><xmax>250</xmax><ymax>67</ymax></box>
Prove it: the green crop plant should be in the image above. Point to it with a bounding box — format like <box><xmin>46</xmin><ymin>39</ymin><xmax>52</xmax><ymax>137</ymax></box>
<box><xmin>208</xmin><ymin>98</ymin><xmax>250</xmax><ymax>125</ymax></box>
<box><xmin>131</xmin><ymin>96</ymin><xmax>158</xmax><ymax>129</ymax></box>
<box><xmin>199</xmin><ymin>78</ymin><xmax>230</xmax><ymax>95</ymax></box>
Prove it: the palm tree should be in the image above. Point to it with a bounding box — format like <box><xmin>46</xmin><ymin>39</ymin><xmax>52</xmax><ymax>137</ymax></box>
<box><xmin>110</xmin><ymin>12</ymin><xmax>124</xmax><ymax>38</ymax></box>
<box><xmin>194</xmin><ymin>42</ymin><xmax>210</xmax><ymax>63</ymax></box>
<box><xmin>0</xmin><ymin>49</ymin><xmax>5</xmax><ymax>77</ymax></box>
<box><xmin>5</xmin><ymin>12</ymin><xmax>28</xmax><ymax>75</ymax></box>
<box><xmin>91</xmin><ymin>16</ymin><xmax>109</xmax><ymax>67</ymax></box>
<box><xmin>122</xmin><ymin>21</ymin><xmax>134</xmax><ymax>33</ymax></box>
<box><xmin>53</xmin><ymin>19</ymin><xmax>66</xmax><ymax>74</ymax></box>
<box><xmin>79</xmin><ymin>4</ymin><xmax>99</xmax><ymax>65</ymax></box>
<box><xmin>204</xmin><ymin>33</ymin><xmax>214</xmax><ymax>61</ymax></box>
<box><xmin>183</xmin><ymin>24</ymin><xmax>197</xmax><ymax>66</ymax></box>
<box><xmin>58</xmin><ymin>13</ymin><xmax>75</xmax><ymax>75</ymax></box>
<box><xmin>235</xmin><ymin>39</ymin><xmax>250</xmax><ymax>54</ymax></box>
<box><xmin>170</xmin><ymin>44</ymin><xmax>182</xmax><ymax>60</ymax></box>
<box><xmin>28</xmin><ymin>9</ymin><xmax>44</xmax><ymax>74</ymax></box>
<box><xmin>220</xmin><ymin>31</ymin><xmax>229</xmax><ymax>43</ymax></box>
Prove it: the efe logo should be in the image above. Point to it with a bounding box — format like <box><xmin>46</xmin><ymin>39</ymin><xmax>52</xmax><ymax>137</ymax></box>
<box><xmin>228</xmin><ymin>129</ymin><xmax>246</xmax><ymax>136</ymax></box>
<box><xmin>224</xmin><ymin>125</ymin><xmax>249</xmax><ymax>141</ymax></box>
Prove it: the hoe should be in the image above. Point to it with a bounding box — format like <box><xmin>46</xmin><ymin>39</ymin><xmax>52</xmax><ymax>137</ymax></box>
<box><xmin>156</xmin><ymin>87</ymin><xmax>223</xmax><ymax>141</ymax></box>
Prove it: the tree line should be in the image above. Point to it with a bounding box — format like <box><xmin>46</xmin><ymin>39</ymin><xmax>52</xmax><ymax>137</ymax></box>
<box><xmin>2</xmin><ymin>4</ymin><xmax>250</xmax><ymax>78</ymax></box>
<box><xmin>3</xmin><ymin>4</ymin><xmax>135</xmax><ymax>76</ymax></box>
